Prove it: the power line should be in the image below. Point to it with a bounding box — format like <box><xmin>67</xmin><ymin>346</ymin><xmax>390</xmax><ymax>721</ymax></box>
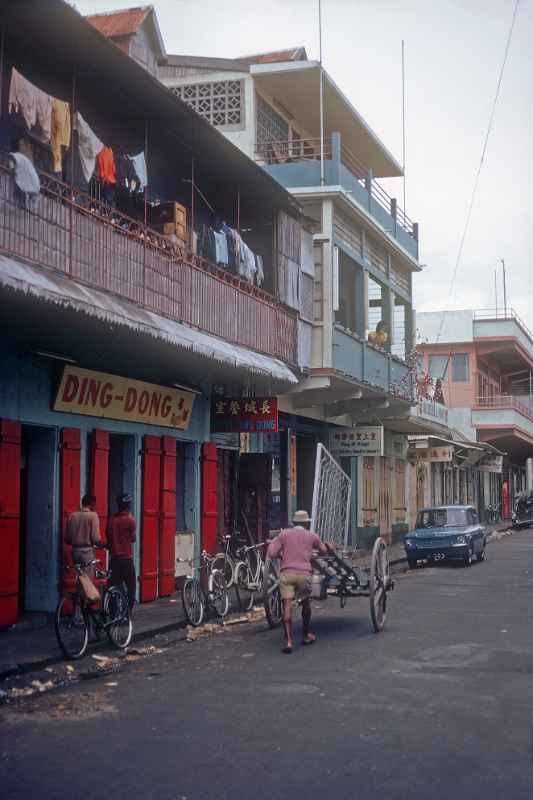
<box><xmin>435</xmin><ymin>0</ymin><xmax>520</xmax><ymax>342</ymax></box>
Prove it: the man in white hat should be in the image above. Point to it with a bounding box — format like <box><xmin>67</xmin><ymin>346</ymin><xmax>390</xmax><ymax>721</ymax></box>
<box><xmin>267</xmin><ymin>509</ymin><xmax>333</xmax><ymax>653</ymax></box>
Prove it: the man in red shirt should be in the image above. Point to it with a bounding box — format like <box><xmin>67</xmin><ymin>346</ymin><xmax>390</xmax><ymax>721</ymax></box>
<box><xmin>107</xmin><ymin>493</ymin><xmax>137</xmax><ymax>610</ymax></box>
<box><xmin>267</xmin><ymin>510</ymin><xmax>333</xmax><ymax>654</ymax></box>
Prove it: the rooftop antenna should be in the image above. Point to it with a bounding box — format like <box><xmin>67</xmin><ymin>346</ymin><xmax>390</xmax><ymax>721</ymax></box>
<box><xmin>494</xmin><ymin>267</ymin><xmax>498</xmax><ymax>316</ymax></box>
<box><xmin>318</xmin><ymin>0</ymin><xmax>325</xmax><ymax>186</ymax></box>
<box><xmin>501</xmin><ymin>258</ymin><xmax>508</xmax><ymax>316</ymax></box>
<box><xmin>401</xmin><ymin>39</ymin><xmax>406</xmax><ymax>214</ymax></box>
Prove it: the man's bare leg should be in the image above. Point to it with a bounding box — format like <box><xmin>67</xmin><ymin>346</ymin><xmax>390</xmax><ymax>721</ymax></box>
<box><xmin>282</xmin><ymin>598</ymin><xmax>293</xmax><ymax>652</ymax></box>
<box><xmin>301</xmin><ymin>598</ymin><xmax>316</xmax><ymax>644</ymax></box>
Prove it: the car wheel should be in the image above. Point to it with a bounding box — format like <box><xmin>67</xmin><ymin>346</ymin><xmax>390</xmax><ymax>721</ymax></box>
<box><xmin>464</xmin><ymin>546</ymin><xmax>473</xmax><ymax>567</ymax></box>
<box><xmin>477</xmin><ymin>545</ymin><xmax>486</xmax><ymax>562</ymax></box>
<box><xmin>407</xmin><ymin>557</ymin><xmax>418</xmax><ymax>570</ymax></box>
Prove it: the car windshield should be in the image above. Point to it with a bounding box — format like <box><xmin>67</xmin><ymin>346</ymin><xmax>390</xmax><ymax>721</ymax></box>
<box><xmin>416</xmin><ymin>509</ymin><xmax>467</xmax><ymax>529</ymax></box>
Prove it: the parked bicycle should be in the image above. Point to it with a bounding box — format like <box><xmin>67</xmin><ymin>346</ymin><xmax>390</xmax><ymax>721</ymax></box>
<box><xmin>234</xmin><ymin>541</ymin><xmax>266</xmax><ymax>611</ymax></box>
<box><xmin>180</xmin><ymin>551</ymin><xmax>229</xmax><ymax>627</ymax></box>
<box><xmin>55</xmin><ymin>560</ymin><xmax>133</xmax><ymax>660</ymax></box>
<box><xmin>211</xmin><ymin>534</ymin><xmax>238</xmax><ymax>589</ymax></box>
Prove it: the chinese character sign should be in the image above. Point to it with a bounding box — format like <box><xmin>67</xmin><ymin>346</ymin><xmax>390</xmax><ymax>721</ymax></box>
<box><xmin>211</xmin><ymin>397</ymin><xmax>278</xmax><ymax>433</ymax></box>
<box><xmin>329</xmin><ymin>426</ymin><xmax>384</xmax><ymax>457</ymax></box>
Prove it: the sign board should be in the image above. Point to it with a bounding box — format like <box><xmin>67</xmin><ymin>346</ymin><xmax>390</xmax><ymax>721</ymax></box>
<box><xmin>412</xmin><ymin>446</ymin><xmax>453</xmax><ymax>463</ymax></box>
<box><xmin>384</xmin><ymin>432</ymin><xmax>408</xmax><ymax>460</ymax></box>
<box><xmin>54</xmin><ymin>366</ymin><xmax>194</xmax><ymax>429</ymax></box>
<box><xmin>211</xmin><ymin>397</ymin><xmax>278</xmax><ymax>433</ymax></box>
<box><xmin>478</xmin><ymin>454</ymin><xmax>503</xmax><ymax>473</ymax></box>
<box><xmin>329</xmin><ymin>426</ymin><xmax>384</xmax><ymax>457</ymax></box>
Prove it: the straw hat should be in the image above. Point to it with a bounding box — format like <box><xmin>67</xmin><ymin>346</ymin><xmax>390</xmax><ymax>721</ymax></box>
<box><xmin>292</xmin><ymin>509</ymin><xmax>311</xmax><ymax>524</ymax></box>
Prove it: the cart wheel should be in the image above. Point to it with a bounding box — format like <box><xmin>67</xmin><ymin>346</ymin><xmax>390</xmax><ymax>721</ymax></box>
<box><xmin>263</xmin><ymin>556</ymin><xmax>283</xmax><ymax>628</ymax></box>
<box><xmin>369</xmin><ymin>537</ymin><xmax>390</xmax><ymax>632</ymax></box>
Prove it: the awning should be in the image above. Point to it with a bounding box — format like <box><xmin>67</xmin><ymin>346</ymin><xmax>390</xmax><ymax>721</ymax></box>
<box><xmin>0</xmin><ymin>255</ymin><xmax>298</xmax><ymax>387</ymax></box>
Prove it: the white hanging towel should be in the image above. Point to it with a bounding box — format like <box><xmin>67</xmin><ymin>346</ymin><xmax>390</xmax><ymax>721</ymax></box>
<box><xmin>8</xmin><ymin>67</ymin><xmax>52</xmax><ymax>141</ymax></box>
<box><xmin>73</xmin><ymin>112</ymin><xmax>104</xmax><ymax>183</ymax></box>
<box><xmin>9</xmin><ymin>152</ymin><xmax>41</xmax><ymax>209</ymax></box>
<box><xmin>130</xmin><ymin>151</ymin><xmax>147</xmax><ymax>189</ymax></box>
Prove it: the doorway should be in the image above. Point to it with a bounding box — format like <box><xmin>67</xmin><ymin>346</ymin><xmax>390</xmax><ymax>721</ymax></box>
<box><xmin>108</xmin><ymin>434</ymin><xmax>136</xmax><ymax>518</ymax></box>
<box><xmin>296</xmin><ymin>435</ymin><xmax>317</xmax><ymax>515</ymax></box>
<box><xmin>19</xmin><ymin>426</ymin><xmax>57</xmax><ymax>613</ymax></box>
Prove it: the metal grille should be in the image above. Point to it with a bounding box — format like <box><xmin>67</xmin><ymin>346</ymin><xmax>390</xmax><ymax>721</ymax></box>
<box><xmin>256</xmin><ymin>95</ymin><xmax>289</xmax><ymax>159</ymax></box>
<box><xmin>172</xmin><ymin>80</ymin><xmax>243</xmax><ymax>126</ymax></box>
<box><xmin>311</xmin><ymin>444</ymin><xmax>352</xmax><ymax>548</ymax></box>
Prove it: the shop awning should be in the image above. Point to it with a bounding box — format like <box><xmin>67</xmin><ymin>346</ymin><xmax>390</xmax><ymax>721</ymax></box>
<box><xmin>0</xmin><ymin>255</ymin><xmax>298</xmax><ymax>388</ymax></box>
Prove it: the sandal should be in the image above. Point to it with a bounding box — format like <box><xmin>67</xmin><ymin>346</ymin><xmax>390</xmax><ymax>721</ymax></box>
<box><xmin>282</xmin><ymin>644</ymin><xmax>293</xmax><ymax>654</ymax></box>
<box><xmin>302</xmin><ymin>634</ymin><xmax>316</xmax><ymax>646</ymax></box>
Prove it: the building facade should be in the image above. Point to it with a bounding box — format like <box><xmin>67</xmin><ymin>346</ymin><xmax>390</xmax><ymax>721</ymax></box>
<box><xmin>416</xmin><ymin>308</ymin><xmax>533</xmax><ymax>519</ymax></box>
<box><xmin>0</xmin><ymin>1</ymin><xmax>306</xmax><ymax>625</ymax></box>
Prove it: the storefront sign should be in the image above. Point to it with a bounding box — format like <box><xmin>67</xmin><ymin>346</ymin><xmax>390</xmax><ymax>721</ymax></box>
<box><xmin>330</xmin><ymin>426</ymin><xmax>384</xmax><ymax>457</ymax></box>
<box><xmin>211</xmin><ymin>397</ymin><xmax>278</xmax><ymax>433</ymax></box>
<box><xmin>478</xmin><ymin>454</ymin><xmax>503</xmax><ymax>473</ymax></box>
<box><xmin>384</xmin><ymin>432</ymin><xmax>408</xmax><ymax>459</ymax></box>
<box><xmin>54</xmin><ymin>367</ymin><xmax>195</xmax><ymax>429</ymax></box>
<box><xmin>428</xmin><ymin>446</ymin><xmax>453</xmax><ymax>462</ymax></box>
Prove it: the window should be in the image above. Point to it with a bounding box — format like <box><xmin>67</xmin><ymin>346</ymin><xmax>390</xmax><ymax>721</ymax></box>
<box><xmin>452</xmin><ymin>353</ymin><xmax>469</xmax><ymax>382</ymax></box>
<box><xmin>256</xmin><ymin>95</ymin><xmax>289</xmax><ymax>160</ymax></box>
<box><xmin>172</xmin><ymin>80</ymin><xmax>244</xmax><ymax>127</ymax></box>
<box><xmin>428</xmin><ymin>355</ymin><xmax>449</xmax><ymax>380</ymax></box>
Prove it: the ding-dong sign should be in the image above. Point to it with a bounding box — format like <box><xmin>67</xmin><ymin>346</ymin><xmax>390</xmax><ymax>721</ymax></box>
<box><xmin>54</xmin><ymin>367</ymin><xmax>195</xmax><ymax>429</ymax></box>
<box><xmin>211</xmin><ymin>397</ymin><xmax>278</xmax><ymax>433</ymax></box>
<box><xmin>330</xmin><ymin>426</ymin><xmax>384</xmax><ymax>457</ymax></box>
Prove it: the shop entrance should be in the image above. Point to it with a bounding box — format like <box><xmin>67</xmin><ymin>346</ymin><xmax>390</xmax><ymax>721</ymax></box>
<box><xmin>19</xmin><ymin>426</ymin><xmax>57</xmax><ymax>613</ymax></box>
<box><xmin>296</xmin><ymin>435</ymin><xmax>316</xmax><ymax>515</ymax></box>
<box><xmin>107</xmin><ymin>434</ymin><xmax>136</xmax><ymax>518</ymax></box>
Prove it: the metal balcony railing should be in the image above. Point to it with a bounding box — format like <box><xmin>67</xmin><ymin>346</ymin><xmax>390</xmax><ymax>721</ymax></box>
<box><xmin>0</xmin><ymin>163</ymin><xmax>297</xmax><ymax>365</ymax></box>
<box><xmin>475</xmin><ymin>395</ymin><xmax>533</xmax><ymax>425</ymax></box>
<box><xmin>474</xmin><ymin>308</ymin><xmax>533</xmax><ymax>344</ymax></box>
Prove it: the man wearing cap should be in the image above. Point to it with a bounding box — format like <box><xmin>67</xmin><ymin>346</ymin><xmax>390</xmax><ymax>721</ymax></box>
<box><xmin>107</xmin><ymin>493</ymin><xmax>137</xmax><ymax>610</ymax></box>
<box><xmin>267</xmin><ymin>510</ymin><xmax>333</xmax><ymax>654</ymax></box>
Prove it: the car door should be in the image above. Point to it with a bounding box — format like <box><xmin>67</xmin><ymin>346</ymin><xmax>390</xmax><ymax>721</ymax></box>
<box><xmin>469</xmin><ymin>508</ymin><xmax>482</xmax><ymax>552</ymax></box>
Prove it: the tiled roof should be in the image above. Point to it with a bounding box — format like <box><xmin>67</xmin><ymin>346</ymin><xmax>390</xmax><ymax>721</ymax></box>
<box><xmin>240</xmin><ymin>47</ymin><xmax>308</xmax><ymax>65</ymax></box>
<box><xmin>86</xmin><ymin>6</ymin><xmax>152</xmax><ymax>39</ymax></box>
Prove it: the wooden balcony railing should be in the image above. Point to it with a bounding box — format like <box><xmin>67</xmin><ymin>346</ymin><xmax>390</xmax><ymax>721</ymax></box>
<box><xmin>0</xmin><ymin>164</ymin><xmax>297</xmax><ymax>365</ymax></box>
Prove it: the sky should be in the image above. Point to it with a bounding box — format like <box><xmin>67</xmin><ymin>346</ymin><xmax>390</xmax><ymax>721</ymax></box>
<box><xmin>74</xmin><ymin>0</ymin><xmax>532</xmax><ymax>326</ymax></box>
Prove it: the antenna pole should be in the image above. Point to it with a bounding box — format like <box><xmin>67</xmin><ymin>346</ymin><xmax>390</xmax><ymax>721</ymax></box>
<box><xmin>501</xmin><ymin>258</ymin><xmax>507</xmax><ymax>316</ymax></box>
<box><xmin>494</xmin><ymin>267</ymin><xmax>498</xmax><ymax>316</ymax></box>
<box><xmin>401</xmin><ymin>39</ymin><xmax>406</xmax><ymax>214</ymax></box>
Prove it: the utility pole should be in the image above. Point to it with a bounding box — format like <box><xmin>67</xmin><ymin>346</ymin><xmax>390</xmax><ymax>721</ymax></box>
<box><xmin>401</xmin><ymin>40</ymin><xmax>406</xmax><ymax>215</ymax></box>
<box><xmin>501</xmin><ymin>258</ymin><xmax>507</xmax><ymax>316</ymax></box>
<box><xmin>319</xmin><ymin>0</ymin><xmax>325</xmax><ymax>186</ymax></box>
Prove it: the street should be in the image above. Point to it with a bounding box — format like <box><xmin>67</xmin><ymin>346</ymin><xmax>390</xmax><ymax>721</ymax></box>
<box><xmin>2</xmin><ymin>532</ymin><xmax>533</xmax><ymax>799</ymax></box>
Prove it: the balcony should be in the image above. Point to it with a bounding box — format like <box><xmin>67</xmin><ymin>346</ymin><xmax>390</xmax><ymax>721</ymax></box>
<box><xmin>332</xmin><ymin>325</ymin><xmax>413</xmax><ymax>400</ymax></box>
<box><xmin>473</xmin><ymin>395</ymin><xmax>533</xmax><ymax>442</ymax></box>
<box><xmin>474</xmin><ymin>309</ymin><xmax>533</xmax><ymax>363</ymax></box>
<box><xmin>0</xmin><ymin>165</ymin><xmax>297</xmax><ymax>365</ymax></box>
<box><xmin>255</xmin><ymin>132</ymin><xmax>419</xmax><ymax>260</ymax></box>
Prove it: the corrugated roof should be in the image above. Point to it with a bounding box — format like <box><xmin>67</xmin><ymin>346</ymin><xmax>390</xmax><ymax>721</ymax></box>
<box><xmin>86</xmin><ymin>6</ymin><xmax>152</xmax><ymax>39</ymax></box>
<box><xmin>240</xmin><ymin>47</ymin><xmax>308</xmax><ymax>65</ymax></box>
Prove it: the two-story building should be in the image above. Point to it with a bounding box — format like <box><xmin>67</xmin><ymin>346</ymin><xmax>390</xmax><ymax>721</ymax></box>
<box><xmin>416</xmin><ymin>308</ymin><xmax>533</xmax><ymax>520</ymax></box>
<box><xmin>155</xmin><ymin>40</ymin><xmax>426</xmax><ymax>546</ymax></box>
<box><xmin>0</xmin><ymin>0</ymin><xmax>308</xmax><ymax>626</ymax></box>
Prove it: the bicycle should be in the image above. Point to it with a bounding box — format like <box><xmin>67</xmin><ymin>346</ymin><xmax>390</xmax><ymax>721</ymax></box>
<box><xmin>180</xmin><ymin>551</ymin><xmax>229</xmax><ymax>627</ymax></box>
<box><xmin>234</xmin><ymin>541</ymin><xmax>266</xmax><ymax>612</ymax></box>
<box><xmin>55</xmin><ymin>560</ymin><xmax>133</xmax><ymax>660</ymax></box>
<box><xmin>211</xmin><ymin>534</ymin><xmax>238</xmax><ymax>589</ymax></box>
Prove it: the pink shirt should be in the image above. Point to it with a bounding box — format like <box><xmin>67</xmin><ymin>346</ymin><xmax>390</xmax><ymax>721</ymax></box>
<box><xmin>267</xmin><ymin>526</ymin><xmax>327</xmax><ymax>574</ymax></box>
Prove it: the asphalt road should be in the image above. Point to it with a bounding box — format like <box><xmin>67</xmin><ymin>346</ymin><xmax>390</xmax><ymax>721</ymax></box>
<box><xmin>2</xmin><ymin>532</ymin><xmax>533</xmax><ymax>800</ymax></box>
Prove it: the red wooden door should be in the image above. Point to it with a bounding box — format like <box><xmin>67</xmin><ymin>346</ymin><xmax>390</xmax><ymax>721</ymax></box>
<box><xmin>159</xmin><ymin>436</ymin><xmax>176</xmax><ymax>596</ymax></box>
<box><xmin>238</xmin><ymin>453</ymin><xmax>272</xmax><ymax>544</ymax></box>
<box><xmin>60</xmin><ymin>428</ymin><xmax>81</xmax><ymax>595</ymax></box>
<box><xmin>201</xmin><ymin>443</ymin><xmax>218</xmax><ymax>555</ymax></box>
<box><xmin>140</xmin><ymin>435</ymin><xmax>161</xmax><ymax>602</ymax></box>
<box><xmin>0</xmin><ymin>420</ymin><xmax>22</xmax><ymax>626</ymax></box>
<box><xmin>90</xmin><ymin>429</ymin><xmax>110</xmax><ymax>580</ymax></box>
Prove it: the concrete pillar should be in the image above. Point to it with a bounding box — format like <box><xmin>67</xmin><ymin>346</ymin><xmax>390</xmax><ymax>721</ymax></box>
<box><xmin>354</xmin><ymin>264</ymin><xmax>367</xmax><ymax>339</ymax></box>
<box><xmin>527</xmin><ymin>458</ymin><xmax>533</xmax><ymax>491</ymax></box>
<box><xmin>382</xmin><ymin>286</ymin><xmax>395</xmax><ymax>353</ymax></box>
<box><xmin>330</xmin><ymin>132</ymin><xmax>341</xmax><ymax>185</ymax></box>
<box><xmin>321</xmin><ymin>199</ymin><xmax>334</xmax><ymax>368</ymax></box>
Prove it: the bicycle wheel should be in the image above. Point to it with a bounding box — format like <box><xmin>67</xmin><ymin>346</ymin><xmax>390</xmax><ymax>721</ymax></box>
<box><xmin>104</xmin><ymin>586</ymin><xmax>133</xmax><ymax>649</ymax></box>
<box><xmin>55</xmin><ymin>594</ymin><xmax>89</xmax><ymax>659</ymax></box>
<box><xmin>211</xmin><ymin>553</ymin><xmax>235</xmax><ymax>588</ymax></box>
<box><xmin>209</xmin><ymin>569</ymin><xmax>229</xmax><ymax>618</ymax></box>
<box><xmin>182</xmin><ymin>576</ymin><xmax>205</xmax><ymax>626</ymax></box>
<box><xmin>263</xmin><ymin>556</ymin><xmax>283</xmax><ymax>628</ymax></box>
<box><xmin>369</xmin><ymin>537</ymin><xmax>390</xmax><ymax>632</ymax></box>
<box><xmin>234</xmin><ymin>561</ymin><xmax>254</xmax><ymax>611</ymax></box>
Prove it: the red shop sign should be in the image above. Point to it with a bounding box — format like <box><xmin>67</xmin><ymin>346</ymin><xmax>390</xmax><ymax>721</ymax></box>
<box><xmin>211</xmin><ymin>397</ymin><xmax>278</xmax><ymax>434</ymax></box>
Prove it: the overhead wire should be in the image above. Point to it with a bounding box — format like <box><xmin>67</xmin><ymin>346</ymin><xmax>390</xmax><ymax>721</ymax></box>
<box><xmin>435</xmin><ymin>0</ymin><xmax>520</xmax><ymax>344</ymax></box>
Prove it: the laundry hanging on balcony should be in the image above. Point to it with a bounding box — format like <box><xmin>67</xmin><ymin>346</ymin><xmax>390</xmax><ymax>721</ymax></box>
<box><xmin>73</xmin><ymin>112</ymin><xmax>104</xmax><ymax>183</ymax></box>
<box><xmin>8</xmin><ymin>151</ymin><xmax>40</xmax><ymax>210</ymax></box>
<box><xmin>51</xmin><ymin>97</ymin><xmax>70</xmax><ymax>173</ymax></box>
<box><xmin>8</xmin><ymin>67</ymin><xmax>52</xmax><ymax>142</ymax></box>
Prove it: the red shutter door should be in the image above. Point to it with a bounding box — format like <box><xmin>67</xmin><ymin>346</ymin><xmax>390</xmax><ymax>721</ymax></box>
<box><xmin>60</xmin><ymin>428</ymin><xmax>81</xmax><ymax>595</ymax></box>
<box><xmin>90</xmin><ymin>430</ymin><xmax>110</xmax><ymax>583</ymax></box>
<box><xmin>201</xmin><ymin>443</ymin><xmax>218</xmax><ymax>555</ymax></box>
<box><xmin>0</xmin><ymin>420</ymin><xmax>22</xmax><ymax>626</ymax></box>
<box><xmin>159</xmin><ymin>436</ymin><xmax>176</xmax><ymax>596</ymax></box>
<box><xmin>140</xmin><ymin>435</ymin><xmax>161</xmax><ymax>602</ymax></box>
